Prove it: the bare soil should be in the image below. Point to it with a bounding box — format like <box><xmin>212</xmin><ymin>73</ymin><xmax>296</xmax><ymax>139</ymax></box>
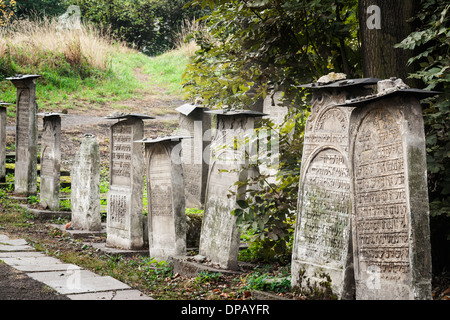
<box><xmin>0</xmin><ymin>262</ymin><xmax>70</xmax><ymax>300</ymax></box>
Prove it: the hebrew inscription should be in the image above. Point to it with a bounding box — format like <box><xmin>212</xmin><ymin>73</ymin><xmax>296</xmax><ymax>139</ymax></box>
<box><xmin>296</xmin><ymin>149</ymin><xmax>351</xmax><ymax>266</ymax></box>
<box><xmin>111</xmin><ymin>123</ymin><xmax>133</xmax><ymax>186</ymax></box>
<box><xmin>354</xmin><ymin>108</ymin><xmax>410</xmax><ymax>282</ymax></box>
<box><xmin>149</xmin><ymin>144</ymin><xmax>173</xmax><ymax>217</ymax></box>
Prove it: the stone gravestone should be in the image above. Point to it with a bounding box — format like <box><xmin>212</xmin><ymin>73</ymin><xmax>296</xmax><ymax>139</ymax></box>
<box><xmin>38</xmin><ymin>112</ymin><xmax>63</xmax><ymax>211</ymax></box>
<box><xmin>199</xmin><ymin>109</ymin><xmax>266</xmax><ymax>270</ymax></box>
<box><xmin>291</xmin><ymin>77</ymin><xmax>379</xmax><ymax>299</ymax></box>
<box><xmin>105</xmin><ymin>113</ymin><xmax>154</xmax><ymax>250</ymax></box>
<box><xmin>71</xmin><ymin>134</ymin><xmax>101</xmax><ymax>231</ymax></box>
<box><xmin>0</xmin><ymin>103</ymin><xmax>12</xmax><ymax>183</ymax></box>
<box><xmin>263</xmin><ymin>91</ymin><xmax>289</xmax><ymax>127</ymax></box>
<box><xmin>137</xmin><ymin>136</ymin><xmax>189</xmax><ymax>261</ymax></box>
<box><xmin>344</xmin><ymin>78</ymin><xmax>437</xmax><ymax>300</ymax></box>
<box><xmin>7</xmin><ymin>75</ymin><xmax>41</xmax><ymax>195</ymax></box>
<box><xmin>57</xmin><ymin>5</ymin><xmax>82</xmax><ymax>31</ymax></box>
<box><xmin>260</xmin><ymin>91</ymin><xmax>290</xmax><ymax>183</ymax></box>
<box><xmin>175</xmin><ymin>104</ymin><xmax>211</xmax><ymax>209</ymax></box>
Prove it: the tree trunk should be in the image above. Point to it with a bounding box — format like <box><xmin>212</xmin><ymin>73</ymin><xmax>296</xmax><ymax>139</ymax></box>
<box><xmin>359</xmin><ymin>0</ymin><xmax>420</xmax><ymax>87</ymax></box>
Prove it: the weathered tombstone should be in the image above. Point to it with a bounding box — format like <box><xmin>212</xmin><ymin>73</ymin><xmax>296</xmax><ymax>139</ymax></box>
<box><xmin>260</xmin><ymin>91</ymin><xmax>290</xmax><ymax>183</ymax></box>
<box><xmin>199</xmin><ymin>109</ymin><xmax>266</xmax><ymax>270</ymax></box>
<box><xmin>57</xmin><ymin>5</ymin><xmax>82</xmax><ymax>31</ymax></box>
<box><xmin>344</xmin><ymin>78</ymin><xmax>437</xmax><ymax>300</ymax></box>
<box><xmin>71</xmin><ymin>134</ymin><xmax>101</xmax><ymax>231</ymax></box>
<box><xmin>7</xmin><ymin>75</ymin><xmax>41</xmax><ymax>195</ymax></box>
<box><xmin>38</xmin><ymin>112</ymin><xmax>63</xmax><ymax>211</ymax></box>
<box><xmin>175</xmin><ymin>104</ymin><xmax>211</xmax><ymax>209</ymax></box>
<box><xmin>104</xmin><ymin>113</ymin><xmax>154</xmax><ymax>250</ymax></box>
<box><xmin>137</xmin><ymin>136</ymin><xmax>189</xmax><ymax>261</ymax></box>
<box><xmin>0</xmin><ymin>103</ymin><xmax>12</xmax><ymax>183</ymax></box>
<box><xmin>263</xmin><ymin>91</ymin><xmax>289</xmax><ymax>127</ymax></box>
<box><xmin>291</xmin><ymin>77</ymin><xmax>380</xmax><ymax>299</ymax></box>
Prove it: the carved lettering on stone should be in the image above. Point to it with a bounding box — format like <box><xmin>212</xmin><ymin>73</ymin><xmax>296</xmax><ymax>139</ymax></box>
<box><xmin>144</xmin><ymin>138</ymin><xmax>187</xmax><ymax>261</ymax></box>
<box><xmin>106</xmin><ymin>117</ymin><xmax>145</xmax><ymax>250</ymax></box>
<box><xmin>40</xmin><ymin>115</ymin><xmax>61</xmax><ymax>211</ymax></box>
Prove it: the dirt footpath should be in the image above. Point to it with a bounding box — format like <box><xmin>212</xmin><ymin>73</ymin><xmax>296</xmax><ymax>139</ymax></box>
<box><xmin>0</xmin><ymin>263</ymin><xmax>69</xmax><ymax>300</ymax></box>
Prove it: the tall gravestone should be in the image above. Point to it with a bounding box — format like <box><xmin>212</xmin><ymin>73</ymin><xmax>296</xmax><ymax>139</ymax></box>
<box><xmin>175</xmin><ymin>104</ymin><xmax>211</xmax><ymax>209</ymax></box>
<box><xmin>291</xmin><ymin>78</ymin><xmax>379</xmax><ymax>299</ymax></box>
<box><xmin>199</xmin><ymin>110</ymin><xmax>266</xmax><ymax>270</ymax></box>
<box><xmin>263</xmin><ymin>91</ymin><xmax>289</xmax><ymax>127</ymax></box>
<box><xmin>0</xmin><ymin>103</ymin><xmax>12</xmax><ymax>183</ymax></box>
<box><xmin>105</xmin><ymin>114</ymin><xmax>154</xmax><ymax>250</ymax></box>
<box><xmin>38</xmin><ymin>112</ymin><xmax>63</xmax><ymax>211</ymax></box>
<box><xmin>260</xmin><ymin>91</ymin><xmax>290</xmax><ymax>183</ymax></box>
<box><xmin>7</xmin><ymin>75</ymin><xmax>41</xmax><ymax>195</ymax></box>
<box><xmin>71</xmin><ymin>134</ymin><xmax>101</xmax><ymax>231</ymax></box>
<box><xmin>344</xmin><ymin>78</ymin><xmax>436</xmax><ymax>300</ymax></box>
<box><xmin>137</xmin><ymin>136</ymin><xmax>189</xmax><ymax>261</ymax></box>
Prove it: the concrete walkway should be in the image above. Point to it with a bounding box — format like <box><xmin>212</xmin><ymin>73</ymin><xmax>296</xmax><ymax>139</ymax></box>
<box><xmin>0</xmin><ymin>233</ymin><xmax>153</xmax><ymax>300</ymax></box>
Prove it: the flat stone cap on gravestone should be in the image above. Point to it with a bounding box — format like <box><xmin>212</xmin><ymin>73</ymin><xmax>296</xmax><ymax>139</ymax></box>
<box><xmin>298</xmin><ymin>77</ymin><xmax>381</xmax><ymax>89</ymax></box>
<box><xmin>104</xmin><ymin>112</ymin><xmax>155</xmax><ymax>120</ymax></box>
<box><xmin>135</xmin><ymin>136</ymin><xmax>192</xmax><ymax>144</ymax></box>
<box><xmin>176</xmin><ymin>104</ymin><xmax>209</xmax><ymax>116</ymax></box>
<box><xmin>6</xmin><ymin>74</ymin><xmax>41</xmax><ymax>82</ymax></box>
<box><xmin>336</xmin><ymin>88</ymin><xmax>442</xmax><ymax>107</ymax></box>
<box><xmin>205</xmin><ymin>109</ymin><xmax>268</xmax><ymax>117</ymax></box>
<box><xmin>37</xmin><ymin>112</ymin><xmax>65</xmax><ymax>118</ymax></box>
<box><xmin>0</xmin><ymin>102</ymin><xmax>13</xmax><ymax>108</ymax></box>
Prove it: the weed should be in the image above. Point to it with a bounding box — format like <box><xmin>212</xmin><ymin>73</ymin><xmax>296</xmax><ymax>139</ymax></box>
<box><xmin>195</xmin><ymin>271</ymin><xmax>224</xmax><ymax>284</ymax></box>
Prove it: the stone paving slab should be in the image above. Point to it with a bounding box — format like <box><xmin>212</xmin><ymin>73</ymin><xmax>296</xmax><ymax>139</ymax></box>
<box><xmin>0</xmin><ymin>238</ymin><xmax>35</xmax><ymax>251</ymax></box>
<box><xmin>26</xmin><ymin>269</ymin><xmax>131</xmax><ymax>295</ymax></box>
<box><xmin>0</xmin><ymin>233</ymin><xmax>153</xmax><ymax>300</ymax></box>
<box><xmin>0</xmin><ymin>255</ymin><xmax>81</xmax><ymax>272</ymax></box>
<box><xmin>67</xmin><ymin>289</ymin><xmax>153</xmax><ymax>300</ymax></box>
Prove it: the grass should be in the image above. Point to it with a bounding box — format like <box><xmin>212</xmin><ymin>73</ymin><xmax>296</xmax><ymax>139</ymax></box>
<box><xmin>0</xmin><ymin>16</ymin><xmax>193</xmax><ymax>115</ymax></box>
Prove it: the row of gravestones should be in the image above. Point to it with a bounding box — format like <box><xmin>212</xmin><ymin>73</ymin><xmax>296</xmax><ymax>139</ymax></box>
<box><xmin>0</xmin><ymin>74</ymin><xmax>438</xmax><ymax>300</ymax></box>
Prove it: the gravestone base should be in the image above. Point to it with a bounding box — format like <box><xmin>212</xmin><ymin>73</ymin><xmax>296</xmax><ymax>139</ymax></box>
<box><xmin>291</xmin><ymin>260</ymin><xmax>354</xmax><ymax>300</ymax></box>
<box><xmin>88</xmin><ymin>242</ymin><xmax>149</xmax><ymax>258</ymax></box>
<box><xmin>18</xmin><ymin>204</ymin><xmax>71</xmax><ymax>220</ymax></box>
<box><xmin>51</xmin><ymin>223</ymin><xmax>106</xmax><ymax>239</ymax></box>
<box><xmin>169</xmin><ymin>255</ymin><xmax>246</xmax><ymax>278</ymax></box>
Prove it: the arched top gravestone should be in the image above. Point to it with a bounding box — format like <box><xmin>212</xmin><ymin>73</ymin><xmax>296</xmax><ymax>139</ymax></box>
<box><xmin>137</xmin><ymin>136</ymin><xmax>190</xmax><ymax>261</ymax></box>
<box><xmin>291</xmin><ymin>77</ymin><xmax>379</xmax><ymax>300</ymax></box>
<box><xmin>199</xmin><ymin>109</ymin><xmax>266</xmax><ymax>271</ymax></box>
<box><xmin>344</xmin><ymin>80</ymin><xmax>438</xmax><ymax>300</ymax></box>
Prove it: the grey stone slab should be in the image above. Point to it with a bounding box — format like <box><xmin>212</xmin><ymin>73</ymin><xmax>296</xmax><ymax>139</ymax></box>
<box><xmin>175</xmin><ymin>106</ymin><xmax>211</xmax><ymax>209</ymax></box>
<box><xmin>71</xmin><ymin>134</ymin><xmax>101</xmax><ymax>231</ymax></box>
<box><xmin>1</xmin><ymin>256</ymin><xmax>81</xmax><ymax>272</ymax></box>
<box><xmin>199</xmin><ymin>113</ymin><xmax>260</xmax><ymax>270</ymax></box>
<box><xmin>349</xmin><ymin>82</ymin><xmax>432</xmax><ymax>300</ymax></box>
<box><xmin>106</xmin><ymin>117</ymin><xmax>145</xmax><ymax>250</ymax></box>
<box><xmin>9</xmin><ymin>75</ymin><xmax>39</xmax><ymax>195</ymax></box>
<box><xmin>0</xmin><ymin>234</ymin><xmax>10</xmax><ymax>241</ymax></box>
<box><xmin>27</xmin><ymin>269</ymin><xmax>130</xmax><ymax>295</ymax></box>
<box><xmin>0</xmin><ymin>251</ymin><xmax>46</xmax><ymax>258</ymax></box>
<box><xmin>144</xmin><ymin>138</ymin><xmax>187</xmax><ymax>261</ymax></box>
<box><xmin>40</xmin><ymin>114</ymin><xmax>62</xmax><ymax>211</ymax></box>
<box><xmin>0</xmin><ymin>238</ymin><xmax>34</xmax><ymax>252</ymax></box>
<box><xmin>291</xmin><ymin>77</ymin><xmax>371</xmax><ymax>300</ymax></box>
<box><xmin>88</xmin><ymin>242</ymin><xmax>148</xmax><ymax>257</ymax></box>
<box><xmin>66</xmin><ymin>289</ymin><xmax>153</xmax><ymax>300</ymax></box>
<box><xmin>0</xmin><ymin>106</ymin><xmax>6</xmax><ymax>182</ymax></box>
<box><xmin>51</xmin><ymin>223</ymin><xmax>106</xmax><ymax>239</ymax></box>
